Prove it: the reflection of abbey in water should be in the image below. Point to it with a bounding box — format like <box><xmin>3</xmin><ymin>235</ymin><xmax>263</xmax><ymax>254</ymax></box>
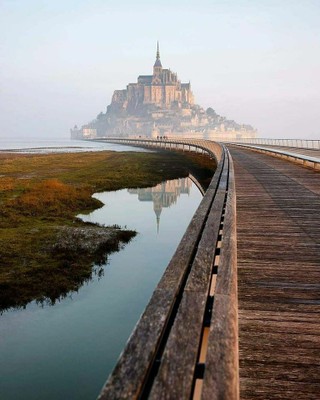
<box><xmin>128</xmin><ymin>178</ymin><xmax>192</xmax><ymax>232</ymax></box>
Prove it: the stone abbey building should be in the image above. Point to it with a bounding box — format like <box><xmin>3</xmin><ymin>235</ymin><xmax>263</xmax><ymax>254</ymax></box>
<box><xmin>71</xmin><ymin>43</ymin><xmax>256</xmax><ymax>140</ymax></box>
<box><xmin>116</xmin><ymin>42</ymin><xmax>194</xmax><ymax>109</ymax></box>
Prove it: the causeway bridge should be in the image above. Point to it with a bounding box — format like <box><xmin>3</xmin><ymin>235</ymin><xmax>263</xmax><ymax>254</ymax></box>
<box><xmin>93</xmin><ymin>138</ymin><xmax>319</xmax><ymax>400</ymax></box>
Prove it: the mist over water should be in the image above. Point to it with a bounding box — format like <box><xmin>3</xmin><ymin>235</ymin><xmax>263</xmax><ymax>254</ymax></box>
<box><xmin>0</xmin><ymin>138</ymin><xmax>151</xmax><ymax>153</ymax></box>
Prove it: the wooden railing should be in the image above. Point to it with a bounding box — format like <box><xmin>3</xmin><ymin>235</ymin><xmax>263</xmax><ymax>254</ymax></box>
<box><xmin>94</xmin><ymin>138</ymin><xmax>238</xmax><ymax>400</ymax></box>
<box><xmin>228</xmin><ymin>143</ymin><xmax>320</xmax><ymax>171</ymax></box>
<box><xmin>223</xmin><ymin>137</ymin><xmax>320</xmax><ymax>149</ymax></box>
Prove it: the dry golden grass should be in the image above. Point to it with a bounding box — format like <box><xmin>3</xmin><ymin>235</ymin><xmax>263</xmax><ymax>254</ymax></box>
<box><xmin>0</xmin><ymin>149</ymin><xmax>215</xmax><ymax>311</ymax></box>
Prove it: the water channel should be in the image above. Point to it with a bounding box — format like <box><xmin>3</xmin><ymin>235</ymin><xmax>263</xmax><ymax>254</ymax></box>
<box><xmin>0</xmin><ymin>175</ymin><xmax>203</xmax><ymax>399</ymax></box>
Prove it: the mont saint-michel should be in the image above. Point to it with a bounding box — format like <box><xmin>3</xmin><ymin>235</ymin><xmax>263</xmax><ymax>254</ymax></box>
<box><xmin>71</xmin><ymin>43</ymin><xmax>256</xmax><ymax>140</ymax></box>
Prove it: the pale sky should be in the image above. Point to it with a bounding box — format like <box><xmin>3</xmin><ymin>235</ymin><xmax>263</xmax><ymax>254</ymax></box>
<box><xmin>1</xmin><ymin>0</ymin><xmax>319</xmax><ymax>139</ymax></box>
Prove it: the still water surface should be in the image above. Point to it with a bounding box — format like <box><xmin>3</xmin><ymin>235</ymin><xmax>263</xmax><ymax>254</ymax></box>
<box><xmin>0</xmin><ymin>177</ymin><xmax>202</xmax><ymax>399</ymax></box>
<box><xmin>0</xmin><ymin>138</ymin><xmax>150</xmax><ymax>153</ymax></box>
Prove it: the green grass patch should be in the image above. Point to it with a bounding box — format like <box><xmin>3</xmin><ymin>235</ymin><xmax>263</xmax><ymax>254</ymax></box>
<box><xmin>0</xmin><ymin>150</ymin><xmax>215</xmax><ymax>311</ymax></box>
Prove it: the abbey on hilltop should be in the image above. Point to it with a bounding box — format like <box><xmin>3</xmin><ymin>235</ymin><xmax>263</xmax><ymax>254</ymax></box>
<box><xmin>71</xmin><ymin>43</ymin><xmax>256</xmax><ymax>140</ymax></box>
<box><xmin>121</xmin><ymin>41</ymin><xmax>194</xmax><ymax>109</ymax></box>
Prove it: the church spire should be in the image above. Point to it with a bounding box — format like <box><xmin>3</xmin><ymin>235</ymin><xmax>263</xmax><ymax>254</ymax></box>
<box><xmin>153</xmin><ymin>41</ymin><xmax>162</xmax><ymax>71</ymax></box>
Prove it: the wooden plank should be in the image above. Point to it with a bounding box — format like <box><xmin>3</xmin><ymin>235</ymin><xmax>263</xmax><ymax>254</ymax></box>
<box><xmin>240</xmin><ymin>378</ymin><xmax>320</xmax><ymax>400</ymax></box>
<box><xmin>202</xmin><ymin>151</ymin><xmax>239</xmax><ymax>400</ymax></box>
<box><xmin>201</xmin><ymin>294</ymin><xmax>239</xmax><ymax>400</ymax></box>
<box><xmin>97</xmin><ymin>288</ymin><xmax>174</xmax><ymax>400</ymax></box>
<box><xmin>228</xmin><ymin>145</ymin><xmax>320</xmax><ymax>400</ymax></box>
<box><xmin>149</xmin><ymin>157</ymin><xmax>229</xmax><ymax>398</ymax></box>
<box><xmin>149</xmin><ymin>292</ymin><xmax>207</xmax><ymax>400</ymax></box>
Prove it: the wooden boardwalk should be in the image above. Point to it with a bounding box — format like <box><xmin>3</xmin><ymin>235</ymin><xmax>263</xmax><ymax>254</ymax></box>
<box><xmin>228</xmin><ymin>146</ymin><xmax>320</xmax><ymax>399</ymax></box>
<box><xmin>256</xmin><ymin>145</ymin><xmax>320</xmax><ymax>159</ymax></box>
<box><xmin>234</xmin><ymin>145</ymin><xmax>320</xmax><ymax>160</ymax></box>
<box><xmin>94</xmin><ymin>138</ymin><xmax>320</xmax><ymax>399</ymax></box>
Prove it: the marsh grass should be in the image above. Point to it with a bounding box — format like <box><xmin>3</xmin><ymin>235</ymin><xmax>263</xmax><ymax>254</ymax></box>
<box><xmin>0</xmin><ymin>150</ymin><xmax>215</xmax><ymax>311</ymax></box>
